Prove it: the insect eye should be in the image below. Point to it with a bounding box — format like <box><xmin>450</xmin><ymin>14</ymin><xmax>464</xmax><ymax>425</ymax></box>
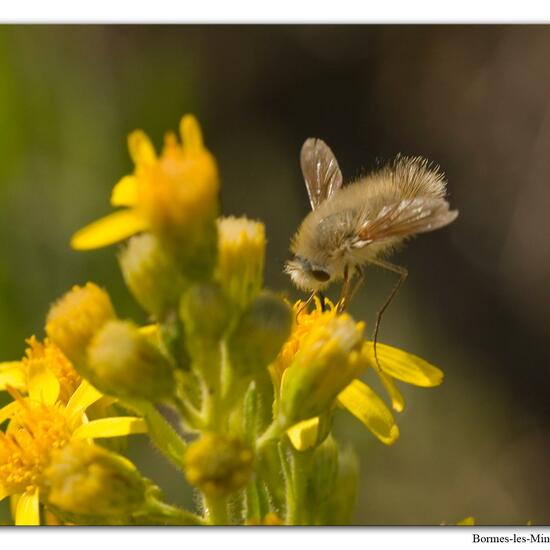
<box><xmin>311</xmin><ymin>269</ymin><xmax>331</xmax><ymax>282</ymax></box>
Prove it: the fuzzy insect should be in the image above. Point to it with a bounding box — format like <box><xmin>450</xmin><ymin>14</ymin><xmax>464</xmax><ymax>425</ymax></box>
<box><xmin>285</xmin><ymin>138</ymin><xmax>458</xmax><ymax>360</ymax></box>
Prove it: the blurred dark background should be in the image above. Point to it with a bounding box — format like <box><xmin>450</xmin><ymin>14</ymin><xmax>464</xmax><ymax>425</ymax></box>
<box><xmin>0</xmin><ymin>25</ymin><xmax>549</xmax><ymax>525</ymax></box>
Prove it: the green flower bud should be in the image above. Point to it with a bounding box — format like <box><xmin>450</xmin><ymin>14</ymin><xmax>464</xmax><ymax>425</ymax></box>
<box><xmin>43</xmin><ymin>441</ymin><xmax>148</xmax><ymax>519</ymax></box>
<box><xmin>216</xmin><ymin>216</ymin><xmax>266</xmax><ymax>309</ymax></box>
<box><xmin>227</xmin><ymin>291</ymin><xmax>292</xmax><ymax>378</ymax></box>
<box><xmin>119</xmin><ymin>233</ymin><xmax>187</xmax><ymax>318</ymax></box>
<box><xmin>278</xmin><ymin>314</ymin><xmax>367</xmax><ymax>428</ymax></box>
<box><xmin>184</xmin><ymin>433</ymin><xmax>254</xmax><ymax>497</ymax></box>
<box><xmin>180</xmin><ymin>282</ymin><xmax>232</xmax><ymax>341</ymax></box>
<box><xmin>87</xmin><ymin>320</ymin><xmax>175</xmax><ymax>401</ymax></box>
<box><xmin>45</xmin><ymin>282</ymin><xmax>116</xmax><ymax>366</ymax></box>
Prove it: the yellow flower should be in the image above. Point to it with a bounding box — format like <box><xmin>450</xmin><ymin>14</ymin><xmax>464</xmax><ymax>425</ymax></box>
<box><xmin>0</xmin><ymin>336</ymin><xmax>80</xmax><ymax>404</ymax></box>
<box><xmin>273</xmin><ymin>298</ymin><xmax>444</xmax><ymax>450</ymax></box>
<box><xmin>0</xmin><ymin>365</ymin><xmax>146</xmax><ymax>525</ymax></box>
<box><xmin>70</xmin><ymin>115</ymin><xmax>219</xmax><ymax>252</ymax></box>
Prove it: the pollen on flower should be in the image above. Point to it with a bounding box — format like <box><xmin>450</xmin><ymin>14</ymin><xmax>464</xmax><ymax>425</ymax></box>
<box><xmin>0</xmin><ymin>400</ymin><xmax>71</xmax><ymax>495</ymax></box>
<box><xmin>22</xmin><ymin>337</ymin><xmax>80</xmax><ymax>404</ymax></box>
<box><xmin>271</xmin><ymin>297</ymin><xmax>363</xmax><ymax>384</ymax></box>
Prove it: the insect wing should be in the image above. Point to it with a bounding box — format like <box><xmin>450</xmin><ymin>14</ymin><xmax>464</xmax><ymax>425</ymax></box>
<box><xmin>300</xmin><ymin>138</ymin><xmax>343</xmax><ymax>210</ymax></box>
<box><xmin>356</xmin><ymin>197</ymin><xmax>458</xmax><ymax>246</ymax></box>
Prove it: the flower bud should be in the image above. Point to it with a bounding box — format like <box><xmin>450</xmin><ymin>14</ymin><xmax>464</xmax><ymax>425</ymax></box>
<box><xmin>180</xmin><ymin>282</ymin><xmax>232</xmax><ymax>341</ymax></box>
<box><xmin>227</xmin><ymin>291</ymin><xmax>292</xmax><ymax>378</ymax></box>
<box><xmin>184</xmin><ymin>433</ymin><xmax>254</xmax><ymax>497</ymax></box>
<box><xmin>43</xmin><ymin>441</ymin><xmax>147</xmax><ymax>518</ymax></box>
<box><xmin>119</xmin><ymin>233</ymin><xmax>187</xmax><ymax>318</ymax></box>
<box><xmin>87</xmin><ymin>320</ymin><xmax>175</xmax><ymax>401</ymax></box>
<box><xmin>45</xmin><ymin>283</ymin><xmax>116</xmax><ymax>365</ymax></box>
<box><xmin>278</xmin><ymin>314</ymin><xmax>367</xmax><ymax>428</ymax></box>
<box><xmin>216</xmin><ymin>216</ymin><xmax>266</xmax><ymax>309</ymax></box>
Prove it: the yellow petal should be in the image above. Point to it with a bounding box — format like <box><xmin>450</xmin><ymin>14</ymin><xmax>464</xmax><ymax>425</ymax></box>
<box><xmin>0</xmin><ymin>486</ymin><xmax>9</xmax><ymax>502</ymax></box>
<box><xmin>0</xmin><ymin>362</ymin><xmax>26</xmax><ymax>391</ymax></box>
<box><xmin>287</xmin><ymin>417</ymin><xmax>320</xmax><ymax>451</ymax></box>
<box><xmin>27</xmin><ymin>362</ymin><xmax>60</xmax><ymax>406</ymax></box>
<box><xmin>139</xmin><ymin>324</ymin><xmax>161</xmax><ymax>348</ymax></box>
<box><xmin>111</xmin><ymin>175</ymin><xmax>139</xmax><ymax>207</ymax></box>
<box><xmin>65</xmin><ymin>380</ymin><xmax>103</xmax><ymax>428</ymax></box>
<box><xmin>180</xmin><ymin>114</ymin><xmax>204</xmax><ymax>153</ymax></box>
<box><xmin>139</xmin><ymin>324</ymin><xmax>159</xmax><ymax>337</ymax></box>
<box><xmin>15</xmin><ymin>489</ymin><xmax>40</xmax><ymax>526</ymax></box>
<box><xmin>72</xmin><ymin>417</ymin><xmax>147</xmax><ymax>440</ymax></box>
<box><xmin>365</xmin><ymin>342</ymin><xmax>444</xmax><ymax>387</ymax></box>
<box><xmin>0</xmin><ymin>401</ymin><xmax>22</xmax><ymax>425</ymax></box>
<box><xmin>377</xmin><ymin>370</ymin><xmax>405</xmax><ymax>413</ymax></box>
<box><xmin>71</xmin><ymin>209</ymin><xmax>148</xmax><ymax>250</ymax></box>
<box><xmin>338</xmin><ymin>380</ymin><xmax>399</xmax><ymax>445</ymax></box>
<box><xmin>128</xmin><ymin>130</ymin><xmax>156</xmax><ymax>167</ymax></box>
<box><xmin>71</xmin><ymin>209</ymin><xmax>149</xmax><ymax>250</ymax></box>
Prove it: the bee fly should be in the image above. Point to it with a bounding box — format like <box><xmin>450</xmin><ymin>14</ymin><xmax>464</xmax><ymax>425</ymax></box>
<box><xmin>285</xmin><ymin>138</ymin><xmax>458</xmax><ymax>364</ymax></box>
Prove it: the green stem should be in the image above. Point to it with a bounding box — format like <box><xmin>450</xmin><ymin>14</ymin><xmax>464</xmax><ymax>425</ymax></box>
<box><xmin>288</xmin><ymin>447</ymin><xmax>313</xmax><ymax>525</ymax></box>
<box><xmin>245</xmin><ymin>481</ymin><xmax>261</xmax><ymax>523</ymax></box>
<box><xmin>278</xmin><ymin>441</ymin><xmax>313</xmax><ymax>525</ymax></box>
<box><xmin>123</xmin><ymin>399</ymin><xmax>187</xmax><ymax>469</ymax></box>
<box><xmin>200</xmin><ymin>377</ymin><xmax>222</xmax><ymax>430</ymax></box>
<box><xmin>203</xmin><ymin>494</ymin><xmax>230</xmax><ymax>525</ymax></box>
<box><xmin>278</xmin><ymin>442</ymin><xmax>296</xmax><ymax>524</ymax></box>
<box><xmin>195</xmin><ymin>343</ymin><xmax>224</xmax><ymax>430</ymax></box>
<box><xmin>173</xmin><ymin>394</ymin><xmax>205</xmax><ymax>430</ymax></box>
<box><xmin>137</xmin><ymin>498</ymin><xmax>206</xmax><ymax>526</ymax></box>
<box><xmin>256</xmin><ymin>421</ymin><xmax>282</xmax><ymax>452</ymax></box>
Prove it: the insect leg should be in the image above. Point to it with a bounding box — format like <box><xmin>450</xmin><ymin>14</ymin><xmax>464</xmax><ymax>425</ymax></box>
<box><xmin>369</xmin><ymin>259</ymin><xmax>408</xmax><ymax>371</ymax></box>
<box><xmin>346</xmin><ymin>265</ymin><xmax>365</xmax><ymax>305</ymax></box>
<box><xmin>296</xmin><ymin>291</ymin><xmax>316</xmax><ymax>319</ymax></box>
<box><xmin>318</xmin><ymin>292</ymin><xmax>327</xmax><ymax>312</ymax></box>
<box><xmin>337</xmin><ymin>265</ymin><xmax>351</xmax><ymax>312</ymax></box>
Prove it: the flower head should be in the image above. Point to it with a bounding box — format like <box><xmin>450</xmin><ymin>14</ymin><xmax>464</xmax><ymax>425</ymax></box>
<box><xmin>276</xmin><ymin>298</ymin><xmax>370</xmax><ymax>429</ymax></box>
<box><xmin>71</xmin><ymin>115</ymin><xmax>219</xmax><ymax>279</ymax></box>
<box><xmin>272</xmin><ymin>298</ymin><xmax>443</xmax><ymax>450</ymax></box>
<box><xmin>0</xmin><ymin>337</ymin><xmax>80</xmax><ymax>404</ymax></box>
<box><xmin>0</xmin><ymin>363</ymin><xmax>146</xmax><ymax>525</ymax></box>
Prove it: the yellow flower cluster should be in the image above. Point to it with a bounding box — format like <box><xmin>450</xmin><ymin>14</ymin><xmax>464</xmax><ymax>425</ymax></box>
<box><xmin>0</xmin><ymin>114</ymin><xmax>448</xmax><ymax>526</ymax></box>
<box><xmin>0</xmin><ymin>362</ymin><xmax>145</xmax><ymax>524</ymax></box>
